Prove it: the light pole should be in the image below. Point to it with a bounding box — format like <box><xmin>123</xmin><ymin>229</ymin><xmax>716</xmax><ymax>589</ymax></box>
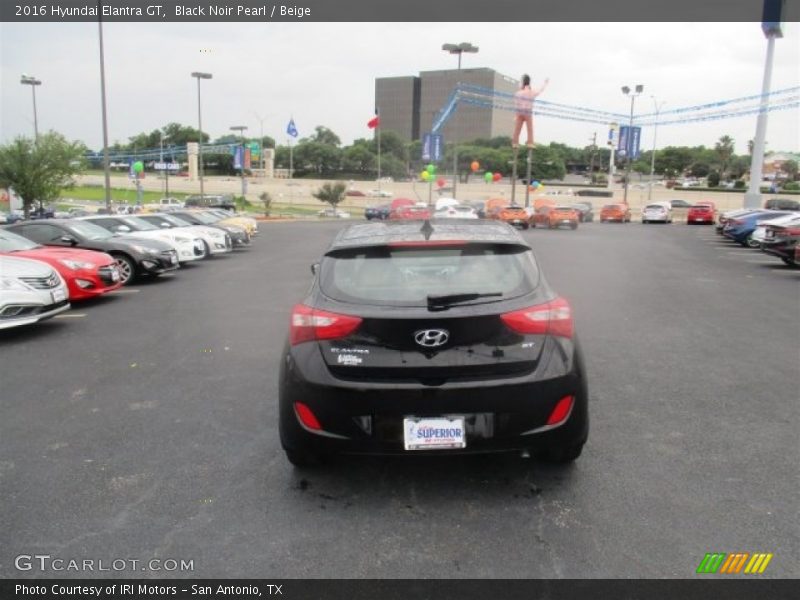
<box><xmin>191</xmin><ymin>71</ymin><xmax>212</xmax><ymax>201</ymax></box>
<box><xmin>230</xmin><ymin>125</ymin><xmax>248</xmax><ymax>199</ymax></box>
<box><xmin>20</xmin><ymin>75</ymin><xmax>41</xmax><ymax>141</ymax></box>
<box><xmin>442</xmin><ymin>42</ymin><xmax>479</xmax><ymax>200</ymax></box>
<box><xmin>647</xmin><ymin>97</ymin><xmax>666</xmax><ymax>203</ymax></box>
<box><xmin>98</xmin><ymin>21</ymin><xmax>112</xmax><ymax>212</ymax></box>
<box><xmin>621</xmin><ymin>84</ymin><xmax>643</xmax><ymax>205</ymax></box>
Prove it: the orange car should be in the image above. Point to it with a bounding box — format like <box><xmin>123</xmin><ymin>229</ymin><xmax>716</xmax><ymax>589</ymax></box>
<box><xmin>485</xmin><ymin>198</ymin><xmax>509</xmax><ymax>220</ymax></box>
<box><xmin>531</xmin><ymin>205</ymin><xmax>579</xmax><ymax>229</ymax></box>
<box><xmin>497</xmin><ymin>205</ymin><xmax>530</xmax><ymax>229</ymax></box>
<box><xmin>599</xmin><ymin>203</ymin><xmax>631</xmax><ymax>223</ymax></box>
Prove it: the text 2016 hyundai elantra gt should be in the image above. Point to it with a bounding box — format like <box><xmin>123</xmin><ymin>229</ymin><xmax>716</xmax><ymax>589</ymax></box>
<box><xmin>279</xmin><ymin>220</ymin><xmax>589</xmax><ymax>467</ymax></box>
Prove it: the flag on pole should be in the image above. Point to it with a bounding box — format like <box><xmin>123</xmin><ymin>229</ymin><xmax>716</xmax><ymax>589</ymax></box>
<box><xmin>286</xmin><ymin>118</ymin><xmax>298</xmax><ymax>138</ymax></box>
<box><xmin>367</xmin><ymin>109</ymin><xmax>380</xmax><ymax>129</ymax></box>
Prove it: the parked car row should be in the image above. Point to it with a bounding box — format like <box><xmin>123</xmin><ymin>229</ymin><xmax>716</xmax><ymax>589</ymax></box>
<box><xmin>0</xmin><ymin>209</ymin><xmax>259</xmax><ymax>330</ymax></box>
<box><xmin>717</xmin><ymin>207</ymin><xmax>800</xmax><ymax>267</ymax></box>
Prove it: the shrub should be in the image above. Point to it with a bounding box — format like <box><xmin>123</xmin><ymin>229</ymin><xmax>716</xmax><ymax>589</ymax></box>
<box><xmin>259</xmin><ymin>191</ymin><xmax>272</xmax><ymax>217</ymax></box>
<box><xmin>733</xmin><ymin>180</ymin><xmax>745</xmax><ymax>189</ymax></box>
<box><xmin>783</xmin><ymin>182</ymin><xmax>800</xmax><ymax>191</ymax></box>
<box><xmin>707</xmin><ymin>171</ymin><xmax>720</xmax><ymax>188</ymax></box>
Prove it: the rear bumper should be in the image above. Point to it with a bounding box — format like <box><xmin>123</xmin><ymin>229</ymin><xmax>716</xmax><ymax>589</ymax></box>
<box><xmin>279</xmin><ymin>339</ymin><xmax>589</xmax><ymax>456</ymax></box>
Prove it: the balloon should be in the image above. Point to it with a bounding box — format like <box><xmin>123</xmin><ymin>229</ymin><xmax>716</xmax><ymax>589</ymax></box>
<box><xmin>436</xmin><ymin>177</ymin><xmax>446</xmax><ymax>188</ymax></box>
<box><xmin>470</xmin><ymin>161</ymin><xmax>480</xmax><ymax>172</ymax></box>
<box><xmin>484</xmin><ymin>172</ymin><xmax>493</xmax><ymax>182</ymax></box>
<box><xmin>421</xmin><ymin>171</ymin><xmax>431</xmax><ymax>182</ymax></box>
<box><xmin>133</xmin><ymin>161</ymin><xmax>144</xmax><ymax>174</ymax></box>
<box><xmin>492</xmin><ymin>172</ymin><xmax>502</xmax><ymax>182</ymax></box>
<box><xmin>426</xmin><ymin>163</ymin><xmax>436</xmax><ymax>175</ymax></box>
<box><xmin>538</xmin><ymin>184</ymin><xmax>545</xmax><ymax>191</ymax></box>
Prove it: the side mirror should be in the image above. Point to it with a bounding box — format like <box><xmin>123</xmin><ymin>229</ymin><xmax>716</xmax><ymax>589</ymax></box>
<box><xmin>59</xmin><ymin>235</ymin><xmax>78</xmax><ymax>246</ymax></box>
<box><xmin>115</xmin><ymin>225</ymin><xmax>131</xmax><ymax>233</ymax></box>
<box><xmin>310</xmin><ymin>263</ymin><xmax>319</xmax><ymax>276</ymax></box>
<box><xmin>160</xmin><ymin>223</ymin><xmax>171</xmax><ymax>228</ymax></box>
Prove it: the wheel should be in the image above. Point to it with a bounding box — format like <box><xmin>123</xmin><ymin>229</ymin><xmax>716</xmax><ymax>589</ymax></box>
<box><xmin>522</xmin><ymin>223</ymin><xmax>530</xmax><ymax>230</ymax></box>
<box><xmin>201</xmin><ymin>239</ymin><xmax>211</xmax><ymax>258</ymax></box>
<box><xmin>542</xmin><ymin>442</ymin><xmax>585</xmax><ymax>464</ymax></box>
<box><xmin>112</xmin><ymin>254</ymin><xmax>136</xmax><ymax>285</ymax></box>
<box><xmin>745</xmin><ymin>236</ymin><xmax>760</xmax><ymax>249</ymax></box>
<box><xmin>642</xmin><ymin>219</ymin><xmax>648</xmax><ymax>224</ymax></box>
<box><xmin>284</xmin><ymin>448</ymin><xmax>326</xmax><ymax>468</ymax></box>
<box><xmin>781</xmin><ymin>257</ymin><xmax>798</xmax><ymax>268</ymax></box>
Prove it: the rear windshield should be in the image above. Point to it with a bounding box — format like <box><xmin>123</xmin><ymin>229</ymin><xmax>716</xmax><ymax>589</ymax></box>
<box><xmin>602</xmin><ymin>204</ymin><xmax>620</xmax><ymax>210</ymax></box>
<box><xmin>320</xmin><ymin>243</ymin><xmax>539</xmax><ymax>307</ymax></box>
<box><xmin>645</xmin><ymin>204</ymin><xmax>666</xmax><ymax>210</ymax></box>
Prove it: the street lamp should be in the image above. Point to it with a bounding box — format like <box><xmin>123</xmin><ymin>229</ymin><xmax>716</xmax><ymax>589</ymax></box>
<box><xmin>621</xmin><ymin>84</ymin><xmax>644</xmax><ymax>205</ymax></box>
<box><xmin>191</xmin><ymin>71</ymin><xmax>213</xmax><ymax>201</ymax></box>
<box><xmin>20</xmin><ymin>75</ymin><xmax>41</xmax><ymax>141</ymax></box>
<box><xmin>441</xmin><ymin>42</ymin><xmax>479</xmax><ymax>70</ymax></box>
<box><xmin>647</xmin><ymin>96</ymin><xmax>666</xmax><ymax>203</ymax></box>
<box><xmin>253</xmin><ymin>112</ymin><xmax>271</xmax><ymax>173</ymax></box>
<box><xmin>442</xmin><ymin>42</ymin><xmax>479</xmax><ymax>199</ymax></box>
<box><xmin>230</xmin><ymin>125</ymin><xmax>248</xmax><ymax>199</ymax></box>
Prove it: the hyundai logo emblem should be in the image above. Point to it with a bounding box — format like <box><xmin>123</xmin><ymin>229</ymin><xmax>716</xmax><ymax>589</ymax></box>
<box><xmin>414</xmin><ymin>329</ymin><xmax>450</xmax><ymax>348</ymax></box>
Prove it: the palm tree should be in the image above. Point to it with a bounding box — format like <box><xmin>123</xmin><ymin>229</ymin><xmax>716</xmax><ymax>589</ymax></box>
<box><xmin>714</xmin><ymin>135</ymin><xmax>735</xmax><ymax>177</ymax></box>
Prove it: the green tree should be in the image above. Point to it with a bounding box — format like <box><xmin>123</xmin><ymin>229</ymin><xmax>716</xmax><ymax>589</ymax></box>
<box><xmin>0</xmin><ymin>132</ymin><xmax>85</xmax><ymax>217</ymax></box>
<box><xmin>312</xmin><ymin>182</ymin><xmax>346</xmax><ymax>210</ymax></box>
<box><xmin>162</xmin><ymin>122</ymin><xmax>209</xmax><ymax>146</ymax></box>
<box><xmin>293</xmin><ymin>141</ymin><xmax>342</xmax><ymax>176</ymax></box>
<box><xmin>714</xmin><ymin>135</ymin><xmax>735</xmax><ymax>176</ymax></box>
<box><xmin>780</xmin><ymin>159</ymin><xmax>798</xmax><ymax>180</ymax></box>
<box><xmin>342</xmin><ymin>143</ymin><xmax>376</xmax><ymax>174</ymax></box>
<box><xmin>309</xmin><ymin>126</ymin><xmax>341</xmax><ymax>147</ymax></box>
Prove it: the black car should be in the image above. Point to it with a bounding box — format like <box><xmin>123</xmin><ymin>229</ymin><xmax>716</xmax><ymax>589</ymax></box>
<box><xmin>4</xmin><ymin>219</ymin><xmax>178</xmax><ymax>285</ymax></box>
<box><xmin>764</xmin><ymin>198</ymin><xmax>800</xmax><ymax>211</ymax></box>
<box><xmin>171</xmin><ymin>211</ymin><xmax>247</xmax><ymax>247</ymax></box>
<box><xmin>669</xmin><ymin>199</ymin><xmax>693</xmax><ymax>209</ymax></box>
<box><xmin>760</xmin><ymin>222</ymin><xmax>800</xmax><ymax>266</ymax></box>
<box><xmin>279</xmin><ymin>220</ymin><xmax>589</xmax><ymax>467</ymax></box>
<box><xmin>364</xmin><ymin>204</ymin><xmax>391</xmax><ymax>220</ymax></box>
<box><xmin>183</xmin><ymin>194</ymin><xmax>236</xmax><ymax>210</ymax></box>
<box><xmin>571</xmin><ymin>202</ymin><xmax>594</xmax><ymax>223</ymax></box>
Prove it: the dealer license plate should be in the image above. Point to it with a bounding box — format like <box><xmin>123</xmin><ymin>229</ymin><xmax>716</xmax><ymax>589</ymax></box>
<box><xmin>51</xmin><ymin>289</ymin><xmax>66</xmax><ymax>303</ymax></box>
<box><xmin>403</xmin><ymin>416</ymin><xmax>466</xmax><ymax>451</ymax></box>
<box><xmin>170</xmin><ymin>255</ymin><xmax>178</xmax><ymax>264</ymax></box>
<box><xmin>111</xmin><ymin>269</ymin><xmax>120</xmax><ymax>282</ymax></box>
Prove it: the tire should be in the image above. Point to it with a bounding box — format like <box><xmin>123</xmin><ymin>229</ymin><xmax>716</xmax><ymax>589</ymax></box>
<box><xmin>112</xmin><ymin>254</ymin><xmax>136</xmax><ymax>285</ymax></box>
<box><xmin>542</xmin><ymin>442</ymin><xmax>585</xmax><ymax>464</ymax></box>
<box><xmin>284</xmin><ymin>448</ymin><xmax>326</xmax><ymax>468</ymax></box>
<box><xmin>745</xmin><ymin>236</ymin><xmax>760</xmax><ymax>249</ymax></box>
<box><xmin>781</xmin><ymin>257</ymin><xmax>798</xmax><ymax>268</ymax></box>
<box><xmin>201</xmin><ymin>239</ymin><xmax>211</xmax><ymax>258</ymax></box>
<box><xmin>642</xmin><ymin>219</ymin><xmax>648</xmax><ymax>224</ymax></box>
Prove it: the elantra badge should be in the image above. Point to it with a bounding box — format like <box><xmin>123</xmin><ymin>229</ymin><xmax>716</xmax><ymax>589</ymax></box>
<box><xmin>414</xmin><ymin>329</ymin><xmax>450</xmax><ymax>348</ymax></box>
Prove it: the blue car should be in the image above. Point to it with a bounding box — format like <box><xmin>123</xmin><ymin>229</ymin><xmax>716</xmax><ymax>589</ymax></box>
<box><xmin>723</xmin><ymin>210</ymin><xmax>793</xmax><ymax>246</ymax></box>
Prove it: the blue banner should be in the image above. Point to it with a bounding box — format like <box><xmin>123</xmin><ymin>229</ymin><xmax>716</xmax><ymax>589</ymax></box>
<box><xmin>286</xmin><ymin>118</ymin><xmax>298</xmax><ymax>138</ymax></box>
<box><xmin>617</xmin><ymin>126</ymin><xmax>641</xmax><ymax>158</ymax></box>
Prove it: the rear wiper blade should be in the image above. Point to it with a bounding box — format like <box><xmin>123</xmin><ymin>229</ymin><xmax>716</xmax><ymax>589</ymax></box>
<box><xmin>427</xmin><ymin>292</ymin><xmax>503</xmax><ymax>310</ymax></box>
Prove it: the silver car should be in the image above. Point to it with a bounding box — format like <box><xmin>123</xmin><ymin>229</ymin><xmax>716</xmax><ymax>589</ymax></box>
<box><xmin>0</xmin><ymin>255</ymin><xmax>70</xmax><ymax>329</ymax></box>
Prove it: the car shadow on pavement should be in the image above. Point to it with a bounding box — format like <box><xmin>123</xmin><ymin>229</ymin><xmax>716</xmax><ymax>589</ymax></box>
<box><xmin>0</xmin><ymin>319</ymin><xmax>71</xmax><ymax>344</ymax></box>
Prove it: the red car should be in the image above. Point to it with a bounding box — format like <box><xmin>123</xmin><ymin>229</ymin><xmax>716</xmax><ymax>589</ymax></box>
<box><xmin>0</xmin><ymin>229</ymin><xmax>122</xmax><ymax>301</ymax></box>
<box><xmin>687</xmin><ymin>203</ymin><xmax>715</xmax><ymax>225</ymax></box>
<box><xmin>392</xmin><ymin>204</ymin><xmax>432</xmax><ymax>220</ymax></box>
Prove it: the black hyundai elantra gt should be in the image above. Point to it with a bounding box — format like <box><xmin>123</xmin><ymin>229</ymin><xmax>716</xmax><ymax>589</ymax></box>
<box><xmin>279</xmin><ymin>220</ymin><xmax>588</xmax><ymax>467</ymax></box>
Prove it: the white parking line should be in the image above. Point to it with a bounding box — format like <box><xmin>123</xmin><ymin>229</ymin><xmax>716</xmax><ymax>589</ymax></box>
<box><xmin>55</xmin><ymin>313</ymin><xmax>87</xmax><ymax>319</ymax></box>
<box><xmin>108</xmin><ymin>288</ymin><xmax>141</xmax><ymax>294</ymax></box>
<box><xmin>745</xmin><ymin>259</ymin><xmax>781</xmax><ymax>265</ymax></box>
<box><xmin>770</xmin><ymin>268</ymin><xmax>800</xmax><ymax>274</ymax></box>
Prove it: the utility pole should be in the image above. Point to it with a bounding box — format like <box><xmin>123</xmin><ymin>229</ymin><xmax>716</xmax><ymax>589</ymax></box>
<box><xmin>588</xmin><ymin>131</ymin><xmax>597</xmax><ymax>178</ymax></box>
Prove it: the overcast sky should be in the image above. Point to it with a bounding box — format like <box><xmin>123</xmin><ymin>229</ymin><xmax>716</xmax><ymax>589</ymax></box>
<box><xmin>1</xmin><ymin>21</ymin><xmax>798</xmax><ymax>155</ymax></box>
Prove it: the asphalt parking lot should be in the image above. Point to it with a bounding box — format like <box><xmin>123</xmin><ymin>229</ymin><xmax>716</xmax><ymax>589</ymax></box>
<box><xmin>1</xmin><ymin>220</ymin><xmax>798</xmax><ymax>579</ymax></box>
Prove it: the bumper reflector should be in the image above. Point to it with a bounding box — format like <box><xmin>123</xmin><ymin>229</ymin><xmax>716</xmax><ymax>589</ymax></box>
<box><xmin>547</xmin><ymin>395</ymin><xmax>575</xmax><ymax>426</ymax></box>
<box><xmin>294</xmin><ymin>402</ymin><xmax>322</xmax><ymax>431</ymax></box>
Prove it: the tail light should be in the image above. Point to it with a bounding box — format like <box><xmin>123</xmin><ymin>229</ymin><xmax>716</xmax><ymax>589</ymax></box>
<box><xmin>290</xmin><ymin>304</ymin><xmax>362</xmax><ymax>345</ymax></box>
<box><xmin>500</xmin><ymin>297</ymin><xmax>574</xmax><ymax>338</ymax></box>
<box><xmin>783</xmin><ymin>227</ymin><xmax>800</xmax><ymax>236</ymax></box>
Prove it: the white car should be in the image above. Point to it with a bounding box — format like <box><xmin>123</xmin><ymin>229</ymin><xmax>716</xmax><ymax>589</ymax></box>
<box><xmin>134</xmin><ymin>213</ymin><xmax>233</xmax><ymax>256</ymax></box>
<box><xmin>0</xmin><ymin>255</ymin><xmax>70</xmax><ymax>329</ymax></box>
<box><xmin>77</xmin><ymin>216</ymin><xmax>206</xmax><ymax>264</ymax></box>
<box><xmin>434</xmin><ymin>204</ymin><xmax>479</xmax><ymax>219</ymax></box>
<box><xmin>318</xmin><ymin>208</ymin><xmax>351</xmax><ymax>219</ymax></box>
<box><xmin>435</xmin><ymin>197</ymin><xmax>459</xmax><ymax>211</ymax></box>
<box><xmin>642</xmin><ymin>202</ymin><xmax>673</xmax><ymax>224</ymax></box>
<box><xmin>367</xmin><ymin>189</ymin><xmax>393</xmax><ymax>198</ymax></box>
<box><xmin>748</xmin><ymin>212</ymin><xmax>800</xmax><ymax>247</ymax></box>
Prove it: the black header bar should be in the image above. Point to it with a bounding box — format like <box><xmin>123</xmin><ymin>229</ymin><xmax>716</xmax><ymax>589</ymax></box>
<box><xmin>2</xmin><ymin>0</ymin><xmax>800</xmax><ymax>23</ymax></box>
